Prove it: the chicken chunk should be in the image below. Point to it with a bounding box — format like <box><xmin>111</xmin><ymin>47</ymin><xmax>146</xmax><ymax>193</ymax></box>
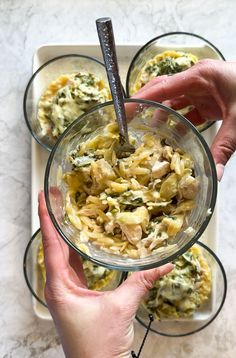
<box><xmin>152</xmin><ymin>160</ymin><xmax>170</xmax><ymax>179</ymax></box>
<box><xmin>120</xmin><ymin>224</ymin><xmax>142</xmax><ymax>245</ymax></box>
<box><xmin>91</xmin><ymin>159</ymin><xmax>116</xmax><ymax>182</ymax></box>
<box><xmin>178</xmin><ymin>175</ymin><xmax>199</xmax><ymax>199</ymax></box>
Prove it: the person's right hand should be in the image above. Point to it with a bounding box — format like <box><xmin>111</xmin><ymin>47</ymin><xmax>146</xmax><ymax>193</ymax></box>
<box><xmin>133</xmin><ymin>59</ymin><xmax>236</xmax><ymax>180</ymax></box>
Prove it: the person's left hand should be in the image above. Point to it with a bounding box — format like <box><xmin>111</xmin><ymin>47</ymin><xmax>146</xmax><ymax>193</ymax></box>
<box><xmin>38</xmin><ymin>192</ymin><xmax>173</xmax><ymax>358</ymax></box>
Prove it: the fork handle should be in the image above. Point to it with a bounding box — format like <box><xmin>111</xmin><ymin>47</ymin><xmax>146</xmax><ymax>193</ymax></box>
<box><xmin>96</xmin><ymin>17</ymin><xmax>128</xmax><ymax>143</ymax></box>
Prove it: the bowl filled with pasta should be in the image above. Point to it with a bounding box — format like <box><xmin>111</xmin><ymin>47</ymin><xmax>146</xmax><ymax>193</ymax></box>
<box><xmin>23</xmin><ymin>229</ymin><xmax>125</xmax><ymax>310</ymax></box>
<box><xmin>135</xmin><ymin>241</ymin><xmax>227</xmax><ymax>336</ymax></box>
<box><xmin>23</xmin><ymin>54</ymin><xmax>112</xmax><ymax>151</ymax></box>
<box><xmin>126</xmin><ymin>32</ymin><xmax>225</xmax><ymax>132</ymax></box>
<box><xmin>44</xmin><ymin>98</ymin><xmax>217</xmax><ymax>271</ymax></box>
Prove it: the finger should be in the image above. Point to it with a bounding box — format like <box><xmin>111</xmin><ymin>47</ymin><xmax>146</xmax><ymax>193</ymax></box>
<box><xmin>126</xmin><ymin>74</ymin><xmax>186</xmax><ymax>119</ymax></box>
<box><xmin>134</xmin><ymin>75</ymin><xmax>169</xmax><ymax>95</ymax></box>
<box><xmin>69</xmin><ymin>249</ymin><xmax>88</xmax><ymax>288</ymax></box>
<box><xmin>126</xmin><ymin>73</ymin><xmax>193</xmax><ymax>120</ymax></box>
<box><xmin>149</xmin><ymin>107</ymin><xmax>169</xmax><ymax>127</ymax></box>
<box><xmin>164</xmin><ymin>95</ymin><xmax>192</xmax><ymax>111</ymax></box>
<box><xmin>211</xmin><ymin>117</ymin><xmax>236</xmax><ymax>180</ymax></box>
<box><xmin>114</xmin><ymin>263</ymin><xmax>174</xmax><ymax>312</ymax></box>
<box><xmin>48</xmin><ymin>186</ymin><xmax>65</xmax><ymax>223</ymax></box>
<box><xmin>185</xmin><ymin>108</ymin><xmax>209</xmax><ymax>127</ymax></box>
<box><xmin>163</xmin><ymin>98</ymin><xmax>207</xmax><ymax>127</ymax></box>
<box><xmin>42</xmin><ymin>187</ymin><xmax>70</xmax><ymax>258</ymax></box>
<box><xmin>133</xmin><ymin>70</ymin><xmax>196</xmax><ymax>103</ymax></box>
<box><xmin>38</xmin><ymin>191</ymin><xmax>69</xmax><ymax>280</ymax></box>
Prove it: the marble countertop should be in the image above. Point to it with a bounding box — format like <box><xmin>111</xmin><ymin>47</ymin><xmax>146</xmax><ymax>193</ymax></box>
<box><xmin>1</xmin><ymin>0</ymin><xmax>236</xmax><ymax>357</ymax></box>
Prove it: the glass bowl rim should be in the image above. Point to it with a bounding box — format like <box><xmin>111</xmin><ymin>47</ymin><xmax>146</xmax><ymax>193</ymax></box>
<box><xmin>23</xmin><ymin>53</ymin><xmax>113</xmax><ymax>152</ymax></box>
<box><xmin>23</xmin><ymin>228</ymin><xmax>48</xmax><ymax>307</ymax></box>
<box><xmin>125</xmin><ymin>31</ymin><xmax>226</xmax><ymax>132</ymax></box>
<box><xmin>135</xmin><ymin>240</ymin><xmax>227</xmax><ymax>337</ymax></box>
<box><xmin>44</xmin><ymin>97</ymin><xmax>217</xmax><ymax>271</ymax></box>
<box><xmin>23</xmin><ymin>228</ymin><xmax>127</xmax><ymax>308</ymax></box>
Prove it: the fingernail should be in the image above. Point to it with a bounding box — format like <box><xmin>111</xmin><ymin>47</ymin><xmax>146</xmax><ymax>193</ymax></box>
<box><xmin>216</xmin><ymin>163</ymin><xmax>224</xmax><ymax>182</ymax></box>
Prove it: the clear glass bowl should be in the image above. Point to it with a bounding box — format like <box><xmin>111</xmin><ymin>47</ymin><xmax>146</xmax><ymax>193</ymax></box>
<box><xmin>23</xmin><ymin>54</ymin><xmax>112</xmax><ymax>151</ymax></box>
<box><xmin>23</xmin><ymin>229</ymin><xmax>126</xmax><ymax>308</ymax></box>
<box><xmin>135</xmin><ymin>241</ymin><xmax>227</xmax><ymax>337</ymax></box>
<box><xmin>126</xmin><ymin>31</ymin><xmax>225</xmax><ymax>132</ymax></box>
<box><xmin>44</xmin><ymin>98</ymin><xmax>217</xmax><ymax>271</ymax></box>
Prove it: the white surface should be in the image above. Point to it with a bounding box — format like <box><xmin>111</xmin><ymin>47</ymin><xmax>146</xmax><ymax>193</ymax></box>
<box><xmin>1</xmin><ymin>0</ymin><xmax>236</xmax><ymax>357</ymax></box>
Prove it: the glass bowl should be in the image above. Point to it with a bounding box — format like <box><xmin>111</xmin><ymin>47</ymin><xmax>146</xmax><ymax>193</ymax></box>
<box><xmin>126</xmin><ymin>31</ymin><xmax>225</xmax><ymax>132</ymax></box>
<box><xmin>23</xmin><ymin>54</ymin><xmax>113</xmax><ymax>151</ymax></box>
<box><xmin>44</xmin><ymin>98</ymin><xmax>217</xmax><ymax>271</ymax></box>
<box><xmin>135</xmin><ymin>241</ymin><xmax>227</xmax><ymax>337</ymax></box>
<box><xmin>23</xmin><ymin>229</ymin><xmax>126</xmax><ymax>309</ymax></box>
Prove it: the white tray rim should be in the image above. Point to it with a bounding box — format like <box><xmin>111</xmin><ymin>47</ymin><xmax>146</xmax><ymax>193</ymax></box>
<box><xmin>29</xmin><ymin>43</ymin><xmax>220</xmax><ymax>320</ymax></box>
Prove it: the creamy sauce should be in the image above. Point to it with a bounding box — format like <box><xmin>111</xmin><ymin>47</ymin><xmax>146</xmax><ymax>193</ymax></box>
<box><xmin>142</xmin><ymin>245</ymin><xmax>211</xmax><ymax>319</ymax></box>
<box><xmin>37</xmin><ymin>72</ymin><xmax>110</xmax><ymax>138</ymax></box>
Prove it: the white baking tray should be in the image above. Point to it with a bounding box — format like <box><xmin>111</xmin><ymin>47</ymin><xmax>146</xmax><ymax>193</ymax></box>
<box><xmin>30</xmin><ymin>44</ymin><xmax>220</xmax><ymax>320</ymax></box>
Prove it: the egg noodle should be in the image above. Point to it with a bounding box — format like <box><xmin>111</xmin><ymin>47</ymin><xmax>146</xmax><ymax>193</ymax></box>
<box><xmin>63</xmin><ymin>123</ymin><xmax>199</xmax><ymax>259</ymax></box>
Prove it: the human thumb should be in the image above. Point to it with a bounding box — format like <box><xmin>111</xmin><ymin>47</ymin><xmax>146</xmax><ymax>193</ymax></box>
<box><xmin>211</xmin><ymin>118</ymin><xmax>236</xmax><ymax>181</ymax></box>
<box><xmin>114</xmin><ymin>263</ymin><xmax>174</xmax><ymax>313</ymax></box>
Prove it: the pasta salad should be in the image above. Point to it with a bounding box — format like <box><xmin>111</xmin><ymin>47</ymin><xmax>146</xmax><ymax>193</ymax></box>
<box><xmin>37</xmin><ymin>72</ymin><xmax>110</xmax><ymax>138</ymax></box>
<box><xmin>131</xmin><ymin>50</ymin><xmax>198</xmax><ymax>94</ymax></box>
<box><xmin>63</xmin><ymin>122</ymin><xmax>199</xmax><ymax>259</ymax></box>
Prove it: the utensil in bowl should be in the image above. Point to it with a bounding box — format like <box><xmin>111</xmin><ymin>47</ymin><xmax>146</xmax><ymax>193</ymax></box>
<box><xmin>96</xmin><ymin>17</ymin><xmax>134</xmax><ymax>158</ymax></box>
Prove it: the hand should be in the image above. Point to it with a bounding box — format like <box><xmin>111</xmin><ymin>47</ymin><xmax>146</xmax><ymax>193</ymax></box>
<box><xmin>38</xmin><ymin>192</ymin><xmax>173</xmax><ymax>358</ymax></box>
<box><xmin>133</xmin><ymin>59</ymin><xmax>236</xmax><ymax>180</ymax></box>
